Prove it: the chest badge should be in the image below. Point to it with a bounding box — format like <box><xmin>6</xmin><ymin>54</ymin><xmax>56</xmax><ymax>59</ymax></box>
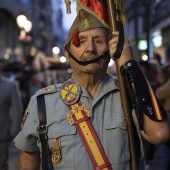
<box><xmin>52</xmin><ymin>138</ymin><xmax>61</xmax><ymax>165</ymax></box>
<box><xmin>60</xmin><ymin>80</ymin><xmax>80</xmax><ymax>105</ymax></box>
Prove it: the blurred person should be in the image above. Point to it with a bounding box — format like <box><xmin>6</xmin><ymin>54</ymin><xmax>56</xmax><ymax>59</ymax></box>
<box><xmin>139</xmin><ymin>60</ymin><xmax>157</xmax><ymax>91</ymax></box>
<box><xmin>139</xmin><ymin>60</ymin><xmax>159</xmax><ymax>168</ymax></box>
<box><xmin>14</xmin><ymin>5</ymin><xmax>170</xmax><ymax>170</ymax></box>
<box><xmin>153</xmin><ymin>53</ymin><xmax>162</xmax><ymax>66</ymax></box>
<box><xmin>156</xmin><ymin>63</ymin><xmax>170</xmax><ymax>170</ymax></box>
<box><xmin>156</xmin><ymin>63</ymin><xmax>170</xmax><ymax>118</ymax></box>
<box><xmin>28</xmin><ymin>58</ymin><xmax>46</xmax><ymax>98</ymax></box>
<box><xmin>165</xmin><ymin>46</ymin><xmax>170</xmax><ymax>63</ymax></box>
<box><xmin>0</xmin><ymin>55</ymin><xmax>22</xmax><ymax>170</ymax></box>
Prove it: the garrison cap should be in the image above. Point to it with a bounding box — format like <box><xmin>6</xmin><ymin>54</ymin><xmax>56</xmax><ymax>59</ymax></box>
<box><xmin>65</xmin><ymin>0</ymin><xmax>126</xmax><ymax>46</ymax></box>
<box><xmin>66</xmin><ymin>8</ymin><xmax>111</xmax><ymax>46</ymax></box>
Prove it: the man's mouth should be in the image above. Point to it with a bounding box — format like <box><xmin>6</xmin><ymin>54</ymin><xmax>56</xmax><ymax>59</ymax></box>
<box><xmin>65</xmin><ymin>44</ymin><xmax>109</xmax><ymax>66</ymax></box>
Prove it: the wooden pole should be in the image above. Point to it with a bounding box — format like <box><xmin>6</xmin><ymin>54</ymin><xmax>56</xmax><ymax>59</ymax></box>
<box><xmin>106</xmin><ymin>0</ymin><xmax>138</xmax><ymax>169</ymax></box>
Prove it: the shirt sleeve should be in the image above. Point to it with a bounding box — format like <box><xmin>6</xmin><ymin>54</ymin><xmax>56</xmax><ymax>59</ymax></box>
<box><xmin>14</xmin><ymin>96</ymin><xmax>40</xmax><ymax>152</ymax></box>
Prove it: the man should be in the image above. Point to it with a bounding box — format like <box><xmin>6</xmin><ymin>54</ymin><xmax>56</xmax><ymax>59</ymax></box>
<box><xmin>14</xmin><ymin>8</ymin><xmax>170</xmax><ymax>170</ymax></box>
<box><xmin>0</xmin><ymin>53</ymin><xmax>22</xmax><ymax>170</ymax></box>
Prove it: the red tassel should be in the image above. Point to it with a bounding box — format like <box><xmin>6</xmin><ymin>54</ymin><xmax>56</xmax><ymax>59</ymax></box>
<box><xmin>72</xmin><ymin>28</ymin><xmax>79</xmax><ymax>46</ymax></box>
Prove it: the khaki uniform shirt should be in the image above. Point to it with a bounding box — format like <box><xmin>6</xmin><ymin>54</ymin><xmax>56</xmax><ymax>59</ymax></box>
<box><xmin>14</xmin><ymin>73</ymin><xmax>131</xmax><ymax>170</ymax></box>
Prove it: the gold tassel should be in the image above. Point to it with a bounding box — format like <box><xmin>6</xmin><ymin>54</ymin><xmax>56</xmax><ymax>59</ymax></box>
<box><xmin>72</xmin><ymin>28</ymin><xmax>79</xmax><ymax>46</ymax></box>
<box><xmin>114</xmin><ymin>0</ymin><xmax>126</xmax><ymax>24</ymax></box>
<box><xmin>65</xmin><ymin>0</ymin><xmax>71</xmax><ymax>14</ymax></box>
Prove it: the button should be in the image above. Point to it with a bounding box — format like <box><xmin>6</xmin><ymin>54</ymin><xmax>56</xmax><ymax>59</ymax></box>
<box><xmin>122</xmin><ymin>119</ymin><xmax>128</xmax><ymax>127</ymax></box>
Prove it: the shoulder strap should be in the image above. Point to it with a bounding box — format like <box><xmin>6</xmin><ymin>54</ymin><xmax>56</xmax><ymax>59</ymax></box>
<box><xmin>37</xmin><ymin>95</ymin><xmax>49</xmax><ymax>170</ymax></box>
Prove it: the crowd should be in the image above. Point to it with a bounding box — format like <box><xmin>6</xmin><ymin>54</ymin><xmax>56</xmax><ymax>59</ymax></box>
<box><xmin>3</xmin><ymin>56</ymin><xmax>71</xmax><ymax>111</ymax></box>
<box><xmin>138</xmin><ymin>54</ymin><xmax>170</xmax><ymax>170</ymax></box>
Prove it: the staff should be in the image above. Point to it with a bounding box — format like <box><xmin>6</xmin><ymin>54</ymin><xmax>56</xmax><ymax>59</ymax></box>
<box><xmin>106</xmin><ymin>0</ymin><xmax>137</xmax><ymax>169</ymax></box>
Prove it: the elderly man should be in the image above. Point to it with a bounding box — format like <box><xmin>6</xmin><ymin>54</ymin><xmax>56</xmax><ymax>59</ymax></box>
<box><xmin>14</xmin><ymin>8</ymin><xmax>170</xmax><ymax>170</ymax></box>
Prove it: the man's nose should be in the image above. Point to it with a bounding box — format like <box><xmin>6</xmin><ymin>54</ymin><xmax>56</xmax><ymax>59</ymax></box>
<box><xmin>86</xmin><ymin>41</ymin><xmax>96</xmax><ymax>53</ymax></box>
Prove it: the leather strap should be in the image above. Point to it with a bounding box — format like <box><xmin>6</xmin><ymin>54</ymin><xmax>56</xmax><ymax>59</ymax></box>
<box><xmin>114</xmin><ymin>20</ymin><xmax>124</xmax><ymax>59</ymax></box>
<box><xmin>37</xmin><ymin>95</ymin><xmax>49</xmax><ymax>170</ymax></box>
<box><xmin>120</xmin><ymin>60</ymin><xmax>168</xmax><ymax>129</ymax></box>
<box><xmin>67</xmin><ymin>101</ymin><xmax>112</xmax><ymax>170</ymax></box>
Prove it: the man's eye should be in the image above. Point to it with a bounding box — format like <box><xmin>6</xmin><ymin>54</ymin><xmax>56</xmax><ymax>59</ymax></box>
<box><xmin>80</xmin><ymin>39</ymin><xmax>86</xmax><ymax>44</ymax></box>
<box><xmin>94</xmin><ymin>40</ymin><xmax>103</xmax><ymax>44</ymax></box>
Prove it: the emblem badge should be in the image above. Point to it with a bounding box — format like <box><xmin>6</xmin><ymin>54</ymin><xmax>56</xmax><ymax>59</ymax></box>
<box><xmin>84</xmin><ymin>19</ymin><xmax>90</xmax><ymax>28</ymax></box>
<box><xmin>20</xmin><ymin>109</ymin><xmax>29</xmax><ymax>130</ymax></box>
<box><xmin>40</xmin><ymin>85</ymin><xmax>53</xmax><ymax>92</ymax></box>
<box><xmin>60</xmin><ymin>80</ymin><xmax>80</xmax><ymax>105</ymax></box>
<box><xmin>147</xmin><ymin>106</ymin><xmax>153</xmax><ymax>115</ymax></box>
<box><xmin>67</xmin><ymin>105</ymin><xmax>91</xmax><ymax>125</ymax></box>
<box><xmin>52</xmin><ymin>139</ymin><xmax>61</xmax><ymax>165</ymax></box>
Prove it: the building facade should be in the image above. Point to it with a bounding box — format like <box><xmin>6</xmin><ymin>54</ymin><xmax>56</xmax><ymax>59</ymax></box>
<box><xmin>152</xmin><ymin>0</ymin><xmax>170</xmax><ymax>62</ymax></box>
<box><xmin>125</xmin><ymin>0</ymin><xmax>170</xmax><ymax>63</ymax></box>
<box><xmin>0</xmin><ymin>0</ymin><xmax>63</xmax><ymax>62</ymax></box>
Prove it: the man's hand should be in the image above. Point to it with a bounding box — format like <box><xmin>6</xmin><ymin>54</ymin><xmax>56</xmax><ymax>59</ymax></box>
<box><xmin>109</xmin><ymin>31</ymin><xmax>134</xmax><ymax>66</ymax></box>
<box><xmin>18</xmin><ymin>151</ymin><xmax>41</xmax><ymax>170</ymax></box>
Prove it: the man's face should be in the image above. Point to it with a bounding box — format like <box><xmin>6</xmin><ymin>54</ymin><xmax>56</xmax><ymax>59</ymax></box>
<box><xmin>66</xmin><ymin>28</ymin><xmax>110</xmax><ymax>76</ymax></box>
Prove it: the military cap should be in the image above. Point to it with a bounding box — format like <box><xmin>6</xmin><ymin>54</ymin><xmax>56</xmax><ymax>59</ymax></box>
<box><xmin>66</xmin><ymin>8</ymin><xmax>111</xmax><ymax>46</ymax></box>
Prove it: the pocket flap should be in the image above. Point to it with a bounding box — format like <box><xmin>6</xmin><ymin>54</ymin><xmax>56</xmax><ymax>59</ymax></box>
<box><xmin>104</xmin><ymin>111</ymin><xmax>127</xmax><ymax>130</ymax></box>
<box><xmin>48</xmin><ymin>122</ymin><xmax>77</xmax><ymax>138</ymax></box>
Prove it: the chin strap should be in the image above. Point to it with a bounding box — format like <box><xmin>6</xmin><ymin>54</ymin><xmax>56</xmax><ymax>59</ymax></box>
<box><xmin>120</xmin><ymin>60</ymin><xmax>168</xmax><ymax>130</ymax></box>
<box><xmin>64</xmin><ymin>44</ymin><xmax>109</xmax><ymax>66</ymax></box>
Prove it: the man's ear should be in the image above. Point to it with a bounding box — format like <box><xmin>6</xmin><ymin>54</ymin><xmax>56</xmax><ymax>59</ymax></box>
<box><xmin>63</xmin><ymin>44</ymin><xmax>70</xmax><ymax>62</ymax></box>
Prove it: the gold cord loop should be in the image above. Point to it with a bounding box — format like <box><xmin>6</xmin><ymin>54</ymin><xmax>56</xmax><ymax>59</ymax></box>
<box><xmin>65</xmin><ymin>0</ymin><xmax>71</xmax><ymax>14</ymax></box>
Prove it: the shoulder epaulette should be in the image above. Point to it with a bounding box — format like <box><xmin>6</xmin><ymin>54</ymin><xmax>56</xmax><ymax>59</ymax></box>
<box><xmin>36</xmin><ymin>84</ymin><xmax>62</xmax><ymax>97</ymax></box>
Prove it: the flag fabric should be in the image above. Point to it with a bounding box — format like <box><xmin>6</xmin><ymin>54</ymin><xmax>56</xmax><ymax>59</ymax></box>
<box><xmin>76</xmin><ymin>0</ymin><xmax>110</xmax><ymax>29</ymax></box>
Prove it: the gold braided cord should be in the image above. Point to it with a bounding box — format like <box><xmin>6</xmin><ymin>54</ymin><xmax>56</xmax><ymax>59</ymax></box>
<box><xmin>114</xmin><ymin>0</ymin><xmax>126</xmax><ymax>23</ymax></box>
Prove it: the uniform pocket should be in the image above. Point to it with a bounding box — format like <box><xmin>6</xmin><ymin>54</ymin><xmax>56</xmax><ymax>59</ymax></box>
<box><xmin>104</xmin><ymin>110</ymin><xmax>130</xmax><ymax>166</ymax></box>
<box><xmin>47</xmin><ymin>120</ymin><xmax>77</xmax><ymax>169</ymax></box>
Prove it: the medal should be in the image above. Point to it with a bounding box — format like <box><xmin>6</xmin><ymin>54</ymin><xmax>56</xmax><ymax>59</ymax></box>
<box><xmin>52</xmin><ymin>139</ymin><xmax>61</xmax><ymax>165</ymax></box>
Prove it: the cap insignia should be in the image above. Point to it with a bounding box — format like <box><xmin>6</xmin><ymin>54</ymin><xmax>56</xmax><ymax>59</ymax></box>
<box><xmin>84</xmin><ymin>19</ymin><xmax>90</xmax><ymax>29</ymax></box>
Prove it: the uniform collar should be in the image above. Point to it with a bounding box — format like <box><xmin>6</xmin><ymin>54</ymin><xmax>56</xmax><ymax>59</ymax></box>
<box><xmin>71</xmin><ymin>73</ymin><xmax>119</xmax><ymax>104</ymax></box>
